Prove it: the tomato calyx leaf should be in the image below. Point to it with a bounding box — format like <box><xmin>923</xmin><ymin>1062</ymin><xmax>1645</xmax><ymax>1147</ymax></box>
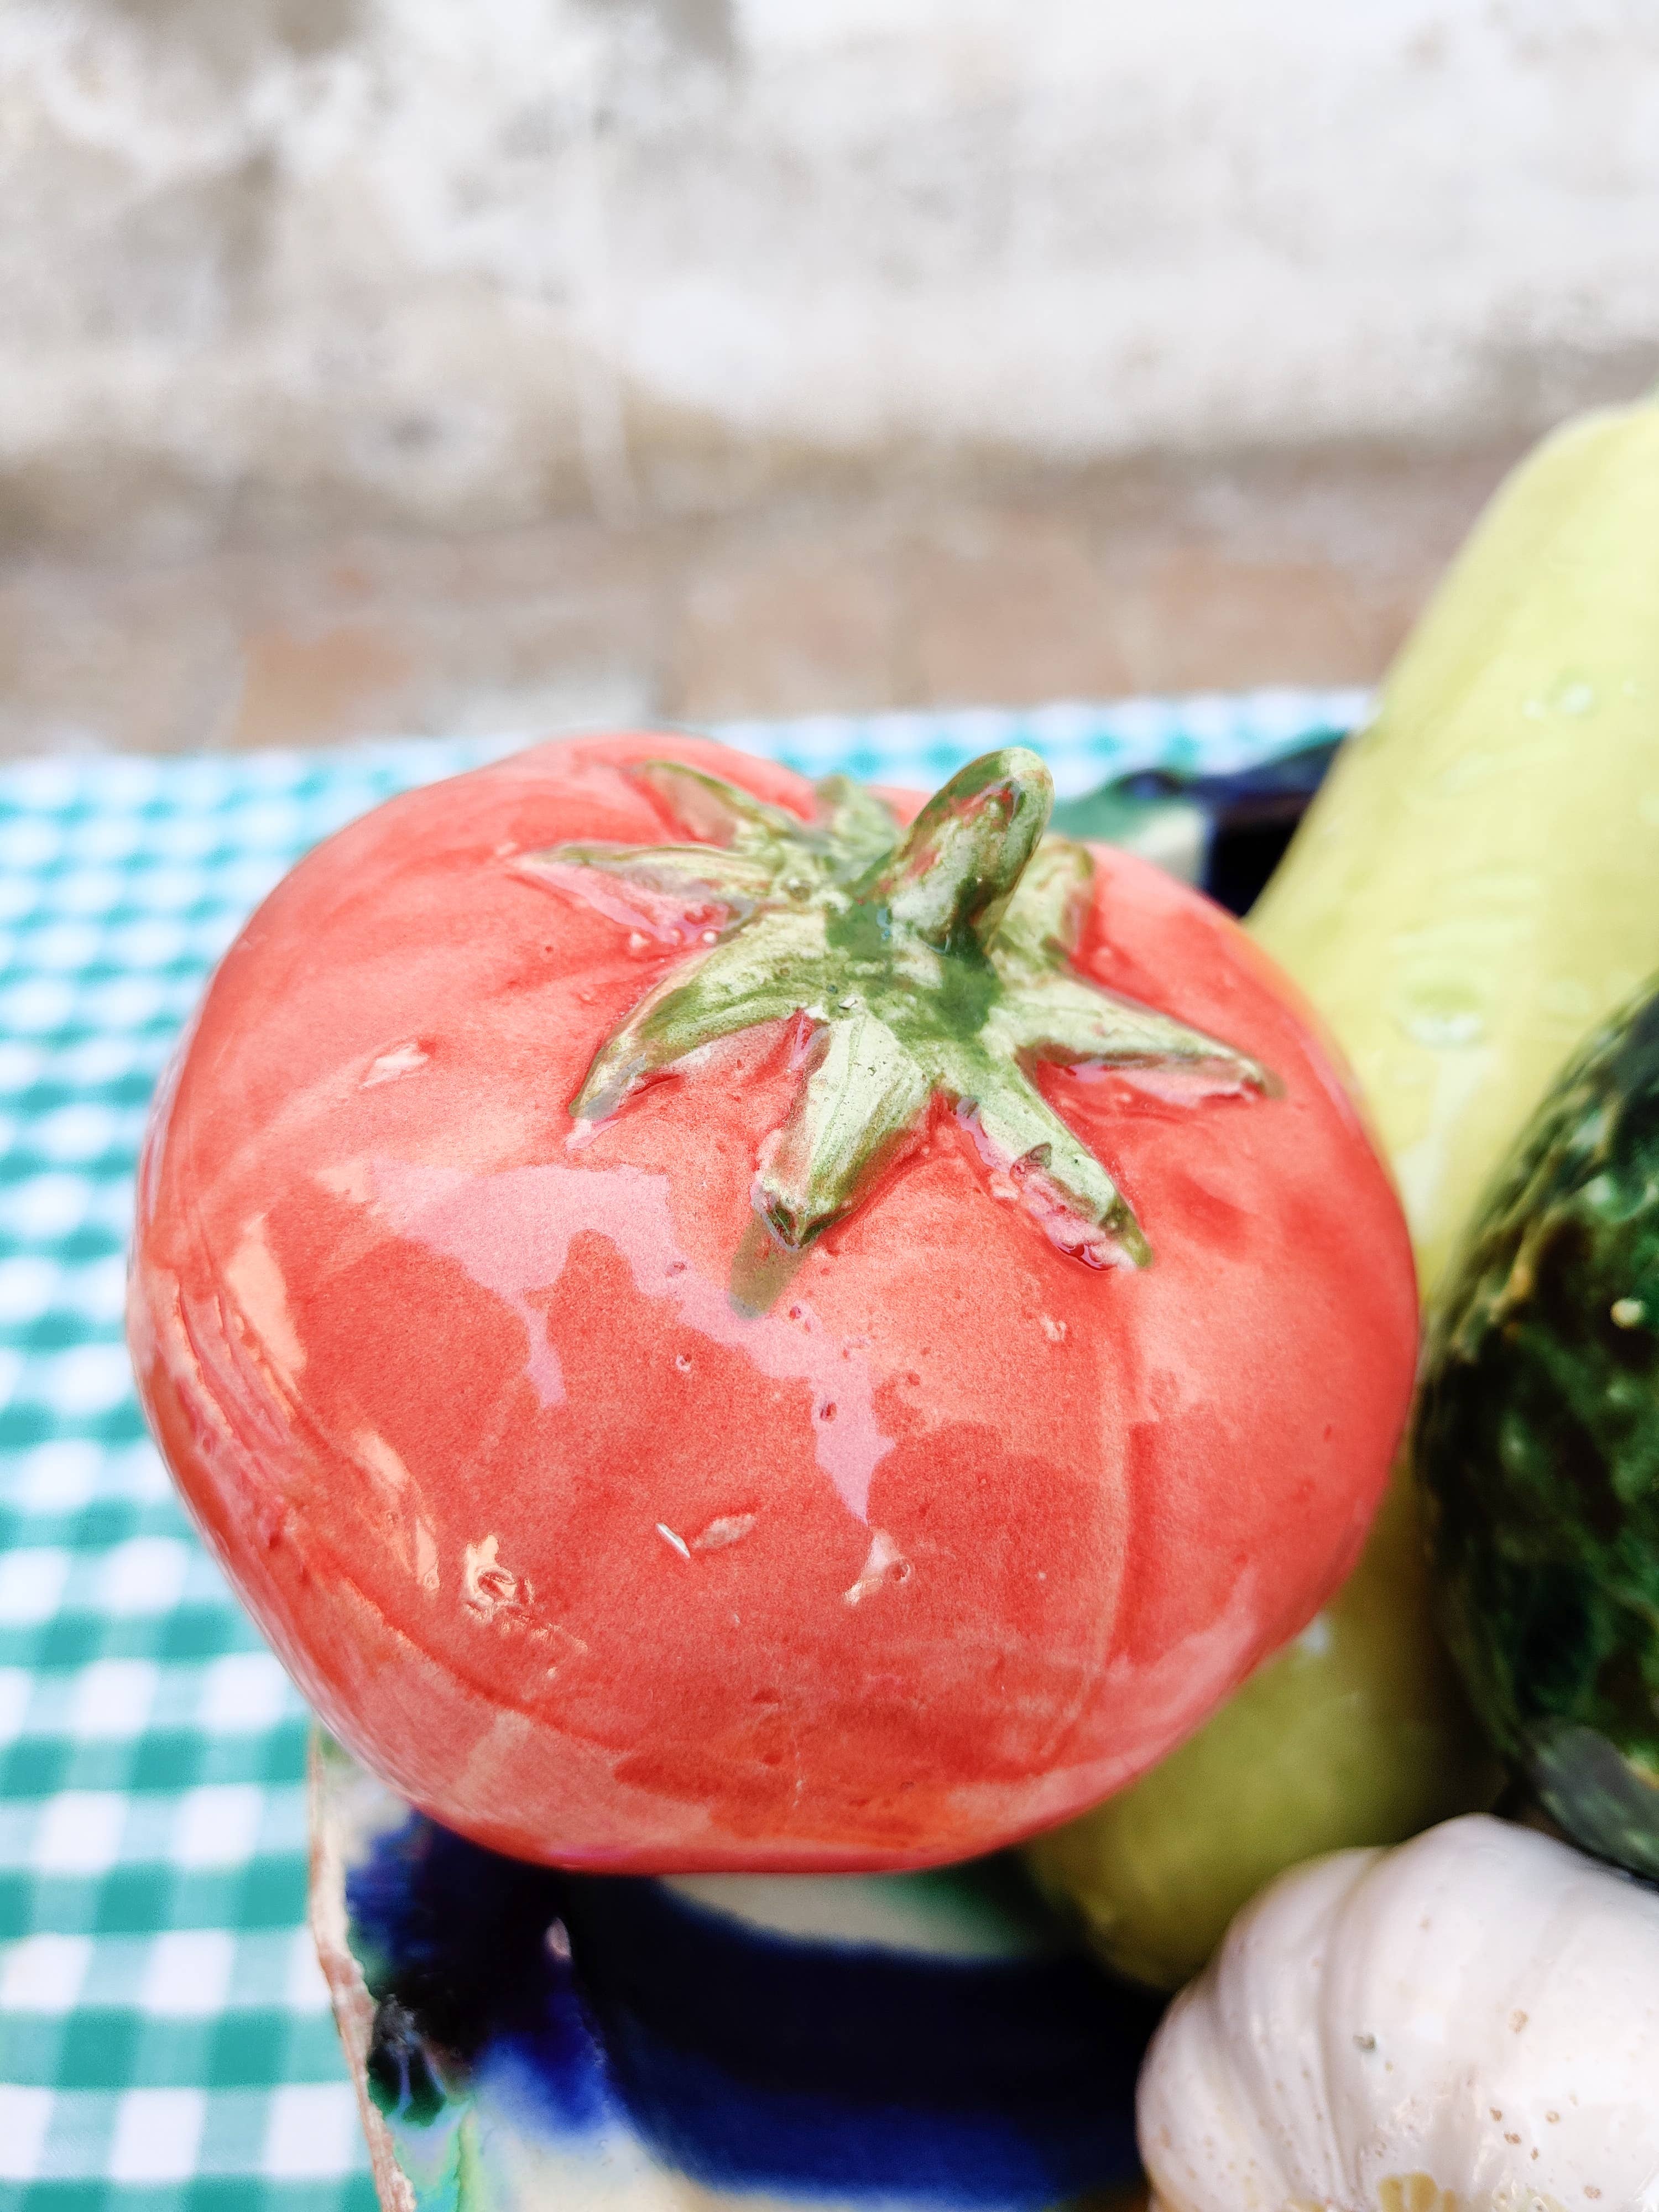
<box><xmin>524</xmin><ymin>747</ymin><xmax>1273</xmax><ymax>1266</ymax></box>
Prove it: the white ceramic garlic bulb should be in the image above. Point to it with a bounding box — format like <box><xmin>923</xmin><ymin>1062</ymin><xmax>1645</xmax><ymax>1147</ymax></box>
<box><xmin>1139</xmin><ymin>1815</ymin><xmax>1659</xmax><ymax>2212</ymax></box>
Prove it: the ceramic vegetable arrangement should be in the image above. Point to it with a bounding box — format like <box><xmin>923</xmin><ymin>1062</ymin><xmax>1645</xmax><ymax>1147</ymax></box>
<box><xmin>126</xmin><ymin>389</ymin><xmax>1659</xmax><ymax>2210</ymax></box>
<box><xmin>1032</xmin><ymin>388</ymin><xmax>1659</xmax><ymax>1987</ymax></box>
<box><xmin>1131</xmin><ymin>395</ymin><xmax>1659</xmax><ymax>2212</ymax></box>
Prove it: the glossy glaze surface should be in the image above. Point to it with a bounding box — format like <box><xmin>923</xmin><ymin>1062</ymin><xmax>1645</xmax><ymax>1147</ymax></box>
<box><xmin>537</xmin><ymin>746</ymin><xmax>1271</xmax><ymax>1269</ymax></box>
<box><xmin>129</xmin><ymin>732</ymin><xmax>1416</xmax><ymax>1871</ymax></box>
<box><xmin>1418</xmin><ymin>983</ymin><xmax>1659</xmax><ymax>1880</ymax></box>
<box><xmin>1026</xmin><ymin>1479</ymin><xmax>1494</xmax><ymax>1990</ymax></box>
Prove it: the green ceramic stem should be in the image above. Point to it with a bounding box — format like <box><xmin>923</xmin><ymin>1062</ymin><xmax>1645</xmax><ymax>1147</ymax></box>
<box><xmin>524</xmin><ymin>749</ymin><xmax>1271</xmax><ymax>1262</ymax></box>
<box><xmin>861</xmin><ymin>748</ymin><xmax>1053</xmax><ymax>952</ymax></box>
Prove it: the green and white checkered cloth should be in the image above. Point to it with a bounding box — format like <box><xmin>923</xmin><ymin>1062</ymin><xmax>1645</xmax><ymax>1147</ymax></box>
<box><xmin>0</xmin><ymin>690</ymin><xmax>1366</xmax><ymax>2209</ymax></box>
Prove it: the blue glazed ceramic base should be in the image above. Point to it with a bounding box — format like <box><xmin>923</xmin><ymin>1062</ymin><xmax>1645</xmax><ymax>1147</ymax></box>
<box><xmin>310</xmin><ymin>1737</ymin><xmax>1159</xmax><ymax>2212</ymax></box>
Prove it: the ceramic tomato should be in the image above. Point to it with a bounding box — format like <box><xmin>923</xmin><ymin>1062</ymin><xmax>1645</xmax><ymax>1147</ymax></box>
<box><xmin>129</xmin><ymin>733</ymin><xmax>1416</xmax><ymax>1873</ymax></box>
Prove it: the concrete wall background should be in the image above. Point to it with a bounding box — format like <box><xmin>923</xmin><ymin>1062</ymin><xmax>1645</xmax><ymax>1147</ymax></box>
<box><xmin>4</xmin><ymin>0</ymin><xmax>1658</xmax><ymax>556</ymax></box>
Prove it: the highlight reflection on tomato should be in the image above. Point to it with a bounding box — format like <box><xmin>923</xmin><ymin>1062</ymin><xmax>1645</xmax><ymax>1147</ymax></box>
<box><xmin>128</xmin><ymin>733</ymin><xmax>1417</xmax><ymax>1872</ymax></box>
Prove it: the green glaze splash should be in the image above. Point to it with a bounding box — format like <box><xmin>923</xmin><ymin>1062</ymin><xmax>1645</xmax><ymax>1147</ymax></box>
<box><xmin>525</xmin><ymin>749</ymin><xmax>1271</xmax><ymax>1266</ymax></box>
<box><xmin>1416</xmin><ymin>981</ymin><xmax>1659</xmax><ymax>1881</ymax></box>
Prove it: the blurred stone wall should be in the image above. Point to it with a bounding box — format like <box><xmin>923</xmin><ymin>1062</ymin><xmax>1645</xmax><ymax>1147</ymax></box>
<box><xmin>4</xmin><ymin>0</ymin><xmax>1658</xmax><ymax>557</ymax></box>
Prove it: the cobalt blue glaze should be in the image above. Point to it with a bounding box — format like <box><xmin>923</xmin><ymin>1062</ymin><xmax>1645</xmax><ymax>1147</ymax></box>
<box><xmin>1051</xmin><ymin>731</ymin><xmax>1343</xmax><ymax>916</ymax></box>
<box><xmin>348</xmin><ymin>1811</ymin><xmax>1160</xmax><ymax>2206</ymax></box>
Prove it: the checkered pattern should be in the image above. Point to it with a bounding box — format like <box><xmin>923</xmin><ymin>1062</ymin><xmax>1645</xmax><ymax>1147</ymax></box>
<box><xmin>0</xmin><ymin>690</ymin><xmax>1368</xmax><ymax>2207</ymax></box>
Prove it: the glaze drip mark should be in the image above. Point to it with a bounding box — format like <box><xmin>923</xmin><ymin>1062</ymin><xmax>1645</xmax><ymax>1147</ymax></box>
<box><xmin>523</xmin><ymin>749</ymin><xmax>1274</xmax><ymax>1266</ymax></box>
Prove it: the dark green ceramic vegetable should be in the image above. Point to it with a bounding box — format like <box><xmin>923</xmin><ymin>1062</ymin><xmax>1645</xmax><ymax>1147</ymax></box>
<box><xmin>1417</xmin><ymin>981</ymin><xmax>1659</xmax><ymax>1880</ymax></box>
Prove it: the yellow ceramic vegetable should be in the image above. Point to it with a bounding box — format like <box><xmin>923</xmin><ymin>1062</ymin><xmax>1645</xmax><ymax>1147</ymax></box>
<box><xmin>1256</xmin><ymin>392</ymin><xmax>1659</xmax><ymax>1298</ymax></box>
<box><xmin>1028</xmin><ymin>392</ymin><xmax>1659</xmax><ymax>1989</ymax></box>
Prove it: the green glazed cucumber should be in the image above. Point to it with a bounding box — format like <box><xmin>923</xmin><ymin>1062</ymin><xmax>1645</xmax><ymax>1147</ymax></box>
<box><xmin>1417</xmin><ymin>981</ymin><xmax>1659</xmax><ymax>1881</ymax></box>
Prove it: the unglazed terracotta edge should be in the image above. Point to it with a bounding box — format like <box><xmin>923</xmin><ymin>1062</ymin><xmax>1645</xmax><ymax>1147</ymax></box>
<box><xmin>307</xmin><ymin>1731</ymin><xmax>417</xmax><ymax>2212</ymax></box>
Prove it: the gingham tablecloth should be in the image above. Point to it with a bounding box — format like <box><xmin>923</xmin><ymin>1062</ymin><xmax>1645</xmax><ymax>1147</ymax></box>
<box><xmin>0</xmin><ymin>690</ymin><xmax>1366</xmax><ymax>2209</ymax></box>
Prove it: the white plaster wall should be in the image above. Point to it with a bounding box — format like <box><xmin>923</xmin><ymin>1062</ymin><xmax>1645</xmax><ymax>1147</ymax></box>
<box><xmin>3</xmin><ymin>0</ymin><xmax>1657</xmax><ymax>544</ymax></box>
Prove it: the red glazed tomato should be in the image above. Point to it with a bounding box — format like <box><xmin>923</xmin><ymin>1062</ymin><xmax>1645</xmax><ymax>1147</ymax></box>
<box><xmin>129</xmin><ymin>732</ymin><xmax>1416</xmax><ymax>1872</ymax></box>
